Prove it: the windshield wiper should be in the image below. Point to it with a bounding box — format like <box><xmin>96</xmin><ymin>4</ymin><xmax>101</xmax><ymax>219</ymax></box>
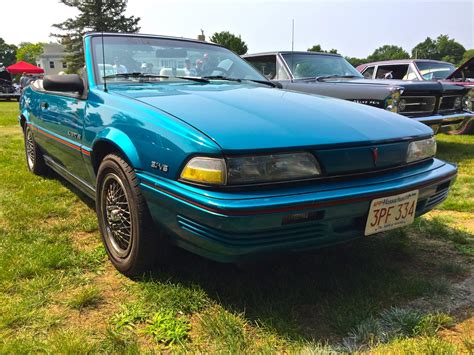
<box><xmin>103</xmin><ymin>72</ymin><xmax>170</xmax><ymax>79</ymax></box>
<box><xmin>202</xmin><ymin>76</ymin><xmax>277</xmax><ymax>87</ymax></box>
<box><xmin>174</xmin><ymin>76</ymin><xmax>210</xmax><ymax>83</ymax></box>
<box><xmin>242</xmin><ymin>79</ymin><xmax>278</xmax><ymax>87</ymax></box>
<box><xmin>315</xmin><ymin>75</ymin><xmax>359</xmax><ymax>81</ymax></box>
<box><xmin>103</xmin><ymin>73</ymin><xmax>214</xmax><ymax>83</ymax></box>
<box><xmin>202</xmin><ymin>75</ymin><xmax>242</xmax><ymax>82</ymax></box>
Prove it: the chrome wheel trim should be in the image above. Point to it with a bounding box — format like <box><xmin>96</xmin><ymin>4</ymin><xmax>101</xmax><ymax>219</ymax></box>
<box><xmin>26</xmin><ymin>128</ymin><xmax>35</xmax><ymax>170</ymax></box>
<box><xmin>101</xmin><ymin>173</ymin><xmax>133</xmax><ymax>258</ymax></box>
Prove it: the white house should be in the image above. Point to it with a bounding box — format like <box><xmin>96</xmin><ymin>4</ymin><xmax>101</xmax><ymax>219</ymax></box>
<box><xmin>36</xmin><ymin>43</ymin><xmax>67</xmax><ymax>75</ymax></box>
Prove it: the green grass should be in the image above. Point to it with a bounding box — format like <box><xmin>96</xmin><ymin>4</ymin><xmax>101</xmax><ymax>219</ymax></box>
<box><xmin>0</xmin><ymin>102</ymin><xmax>472</xmax><ymax>353</ymax></box>
<box><xmin>436</xmin><ymin>134</ymin><xmax>474</xmax><ymax>212</ymax></box>
<box><xmin>67</xmin><ymin>286</ymin><xmax>103</xmax><ymax>310</ymax></box>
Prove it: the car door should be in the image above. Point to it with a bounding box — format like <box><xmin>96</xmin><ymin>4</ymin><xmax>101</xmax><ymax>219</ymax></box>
<box><xmin>37</xmin><ymin>91</ymin><xmax>89</xmax><ymax>182</ymax></box>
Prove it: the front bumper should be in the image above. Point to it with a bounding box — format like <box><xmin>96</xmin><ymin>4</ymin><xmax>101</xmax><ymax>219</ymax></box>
<box><xmin>413</xmin><ymin>112</ymin><xmax>473</xmax><ymax>134</ymax></box>
<box><xmin>138</xmin><ymin>159</ymin><xmax>457</xmax><ymax>262</ymax></box>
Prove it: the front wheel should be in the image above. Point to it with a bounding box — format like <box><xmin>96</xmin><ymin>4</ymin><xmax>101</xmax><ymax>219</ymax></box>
<box><xmin>96</xmin><ymin>153</ymin><xmax>170</xmax><ymax>276</ymax></box>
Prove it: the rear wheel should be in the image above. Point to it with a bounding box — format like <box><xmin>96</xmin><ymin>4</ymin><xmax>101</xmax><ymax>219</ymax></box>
<box><xmin>96</xmin><ymin>153</ymin><xmax>170</xmax><ymax>276</ymax></box>
<box><xmin>24</xmin><ymin>126</ymin><xmax>48</xmax><ymax>175</ymax></box>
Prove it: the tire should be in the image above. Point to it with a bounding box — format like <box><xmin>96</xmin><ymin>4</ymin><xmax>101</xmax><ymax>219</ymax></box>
<box><xmin>96</xmin><ymin>153</ymin><xmax>170</xmax><ymax>276</ymax></box>
<box><xmin>24</xmin><ymin>125</ymin><xmax>48</xmax><ymax>175</ymax></box>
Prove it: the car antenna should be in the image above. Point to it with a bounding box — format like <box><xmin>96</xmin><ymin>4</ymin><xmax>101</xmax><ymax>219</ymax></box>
<box><xmin>291</xmin><ymin>19</ymin><xmax>294</xmax><ymax>83</ymax></box>
<box><xmin>101</xmin><ymin>31</ymin><xmax>108</xmax><ymax>92</ymax></box>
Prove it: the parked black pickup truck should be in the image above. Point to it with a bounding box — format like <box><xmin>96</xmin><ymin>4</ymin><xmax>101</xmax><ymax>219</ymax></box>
<box><xmin>243</xmin><ymin>52</ymin><xmax>473</xmax><ymax>134</ymax></box>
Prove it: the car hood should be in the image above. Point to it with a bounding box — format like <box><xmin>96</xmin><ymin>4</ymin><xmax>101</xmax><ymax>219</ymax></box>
<box><xmin>304</xmin><ymin>77</ymin><xmax>448</xmax><ymax>90</ymax></box>
<box><xmin>446</xmin><ymin>56</ymin><xmax>474</xmax><ymax>80</ymax></box>
<box><xmin>112</xmin><ymin>83</ymin><xmax>432</xmax><ymax>153</ymax></box>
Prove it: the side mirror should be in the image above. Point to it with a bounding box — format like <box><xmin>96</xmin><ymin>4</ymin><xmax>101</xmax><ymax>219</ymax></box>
<box><xmin>43</xmin><ymin>74</ymin><xmax>84</xmax><ymax>94</ymax></box>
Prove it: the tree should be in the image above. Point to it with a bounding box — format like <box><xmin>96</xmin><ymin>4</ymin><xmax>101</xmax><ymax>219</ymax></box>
<box><xmin>0</xmin><ymin>38</ymin><xmax>17</xmax><ymax>67</ymax></box>
<box><xmin>16</xmin><ymin>42</ymin><xmax>44</xmax><ymax>64</ymax></box>
<box><xmin>307</xmin><ymin>44</ymin><xmax>338</xmax><ymax>54</ymax></box>
<box><xmin>52</xmin><ymin>0</ymin><xmax>140</xmax><ymax>73</ymax></box>
<box><xmin>209</xmin><ymin>31</ymin><xmax>248</xmax><ymax>55</ymax></box>
<box><xmin>412</xmin><ymin>35</ymin><xmax>465</xmax><ymax>64</ymax></box>
<box><xmin>366</xmin><ymin>45</ymin><xmax>409</xmax><ymax>62</ymax></box>
<box><xmin>460</xmin><ymin>49</ymin><xmax>474</xmax><ymax>64</ymax></box>
<box><xmin>345</xmin><ymin>56</ymin><xmax>366</xmax><ymax>67</ymax></box>
<box><xmin>436</xmin><ymin>35</ymin><xmax>465</xmax><ymax>64</ymax></box>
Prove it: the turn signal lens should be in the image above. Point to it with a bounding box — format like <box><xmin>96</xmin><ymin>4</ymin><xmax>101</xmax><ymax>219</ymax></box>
<box><xmin>180</xmin><ymin>157</ymin><xmax>226</xmax><ymax>185</ymax></box>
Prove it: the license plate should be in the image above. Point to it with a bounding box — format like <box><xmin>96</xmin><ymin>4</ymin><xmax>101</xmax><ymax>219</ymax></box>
<box><xmin>365</xmin><ymin>190</ymin><xmax>419</xmax><ymax>236</ymax></box>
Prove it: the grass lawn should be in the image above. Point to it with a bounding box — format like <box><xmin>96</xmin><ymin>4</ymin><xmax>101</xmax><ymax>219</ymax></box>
<box><xmin>0</xmin><ymin>101</ymin><xmax>473</xmax><ymax>353</ymax></box>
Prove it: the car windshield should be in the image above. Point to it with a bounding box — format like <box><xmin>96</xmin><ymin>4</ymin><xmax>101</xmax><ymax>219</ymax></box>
<box><xmin>415</xmin><ymin>61</ymin><xmax>455</xmax><ymax>80</ymax></box>
<box><xmin>91</xmin><ymin>35</ymin><xmax>268</xmax><ymax>84</ymax></box>
<box><xmin>281</xmin><ymin>53</ymin><xmax>363</xmax><ymax>79</ymax></box>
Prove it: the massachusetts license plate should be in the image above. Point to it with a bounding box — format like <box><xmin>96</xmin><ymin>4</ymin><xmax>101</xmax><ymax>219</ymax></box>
<box><xmin>365</xmin><ymin>190</ymin><xmax>419</xmax><ymax>236</ymax></box>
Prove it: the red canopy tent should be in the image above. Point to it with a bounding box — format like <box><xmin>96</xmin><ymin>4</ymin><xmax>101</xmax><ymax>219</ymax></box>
<box><xmin>6</xmin><ymin>61</ymin><xmax>44</xmax><ymax>75</ymax></box>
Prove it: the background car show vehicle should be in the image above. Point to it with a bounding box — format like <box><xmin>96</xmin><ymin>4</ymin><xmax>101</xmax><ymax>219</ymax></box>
<box><xmin>19</xmin><ymin>33</ymin><xmax>457</xmax><ymax>276</ymax></box>
<box><xmin>243</xmin><ymin>52</ymin><xmax>473</xmax><ymax>134</ymax></box>
<box><xmin>0</xmin><ymin>70</ymin><xmax>20</xmax><ymax>101</ymax></box>
<box><xmin>356</xmin><ymin>59</ymin><xmax>456</xmax><ymax>81</ymax></box>
<box><xmin>440</xmin><ymin>56</ymin><xmax>474</xmax><ymax>134</ymax></box>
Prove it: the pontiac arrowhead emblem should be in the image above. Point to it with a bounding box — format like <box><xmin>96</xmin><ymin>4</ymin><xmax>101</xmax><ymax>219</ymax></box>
<box><xmin>371</xmin><ymin>147</ymin><xmax>379</xmax><ymax>166</ymax></box>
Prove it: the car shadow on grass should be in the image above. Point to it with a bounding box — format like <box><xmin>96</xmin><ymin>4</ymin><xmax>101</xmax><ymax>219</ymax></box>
<box><xmin>140</xmin><ymin>225</ymin><xmax>468</xmax><ymax>344</ymax></box>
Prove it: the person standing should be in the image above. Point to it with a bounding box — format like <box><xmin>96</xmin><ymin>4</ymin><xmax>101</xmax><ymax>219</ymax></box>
<box><xmin>20</xmin><ymin>72</ymin><xmax>29</xmax><ymax>89</ymax></box>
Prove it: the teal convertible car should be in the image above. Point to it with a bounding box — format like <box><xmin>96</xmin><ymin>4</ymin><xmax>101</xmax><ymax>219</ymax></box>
<box><xmin>20</xmin><ymin>33</ymin><xmax>457</xmax><ymax>276</ymax></box>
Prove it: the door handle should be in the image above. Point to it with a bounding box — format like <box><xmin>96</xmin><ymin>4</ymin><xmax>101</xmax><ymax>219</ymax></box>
<box><xmin>40</xmin><ymin>102</ymin><xmax>49</xmax><ymax>110</ymax></box>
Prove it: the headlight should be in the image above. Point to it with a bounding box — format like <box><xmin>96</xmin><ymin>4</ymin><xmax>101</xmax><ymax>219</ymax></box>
<box><xmin>227</xmin><ymin>152</ymin><xmax>321</xmax><ymax>184</ymax></box>
<box><xmin>406</xmin><ymin>137</ymin><xmax>437</xmax><ymax>163</ymax></box>
<box><xmin>385</xmin><ymin>87</ymin><xmax>404</xmax><ymax>113</ymax></box>
<box><xmin>180</xmin><ymin>152</ymin><xmax>322</xmax><ymax>186</ymax></box>
<box><xmin>462</xmin><ymin>91</ymin><xmax>473</xmax><ymax>111</ymax></box>
<box><xmin>180</xmin><ymin>157</ymin><xmax>227</xmax><ymax>185</ymax></box>
<box><xmin>454</xmin><ymin>96</ymin><xmax>462</xmax><ymax>110</ymax></box>
<box><xmin>398</xmin><ymin>99</ymin><xmax>407</xmax><ymax>112</ymax></box>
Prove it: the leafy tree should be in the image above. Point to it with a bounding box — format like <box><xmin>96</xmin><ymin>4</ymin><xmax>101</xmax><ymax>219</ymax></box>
<box><xmin>412</xmin><ymin>35</ymin><xmax>465</xmax><ymax>64</ymax></box>
<box><xmin>210</xmin><ymin>31</ymin><xmax>248</xmax><ymax>55</ymax></box>
<box><xmin>345</xmin><ymin>56</ymin><xmax>366</xmax><ymax>67</ymax></box>
<box><xmin>52</xmin><ymin>0</ymin><xmax>140</xmax><ymax>73</ymax></box>
<box><xmin>307</xmin><ymin>44</ymin><xmax>338</xmax><ymax>54</ymax></box>
<box><xmin>366</xmin><ymin>45</ymin><xmax>409</xmax><ymax>62</ymax></box>
<box><xmin>0</xmin><ymin>38</ymin><xmax>17</xmax><ymax>67</ymax></box>
<box><xmin>460</xmin><ymin>49</ymin><xmax>474</xmax><ymax>64</ymax></box>
<box><xmin>436</xmin><ymin>35</ymin><xmax>465</xmax><ymax>64</ymax></box>
<box><xmin>16</xmin><ymin>42</ymin><xmax>44</xmax><ymax>64</ymax></box>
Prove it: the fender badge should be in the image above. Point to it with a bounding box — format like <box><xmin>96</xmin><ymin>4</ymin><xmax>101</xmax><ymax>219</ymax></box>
<box><xmin>151</xmin><ymin>161</ymin><xmax>169</xmax><ymax>172</ymax></box>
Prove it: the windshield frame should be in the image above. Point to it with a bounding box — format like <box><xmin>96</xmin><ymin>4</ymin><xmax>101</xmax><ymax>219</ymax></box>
<box><xmin>280</xmin><ymin>52</ymin><xmax>364</xmax><ymax>80</ymax></box>
<box><xmin>89</xmin><ymin>33</ymin><xmax>270</xmax><ymax>87</ymax></box>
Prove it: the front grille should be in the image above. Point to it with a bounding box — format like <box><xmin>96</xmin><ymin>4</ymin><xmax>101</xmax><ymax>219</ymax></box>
<box><xmin>439</xmin><ymin>95</ymin><xmax>462</xmax><ymax>113</ymax></box>
<box><xmin>399</xmin><ymin>96</ymin><xmax>436</xmax><ymax>115</ymax></box>
<box><xmin>177</xmin><ymin>215</ymin><xmax>330</xmax><ymax>247</ymax></box>
<box><xmin>418</xmin><ymin>188</ymin><xmax>450</xmax><ymax>212</ymax></box>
